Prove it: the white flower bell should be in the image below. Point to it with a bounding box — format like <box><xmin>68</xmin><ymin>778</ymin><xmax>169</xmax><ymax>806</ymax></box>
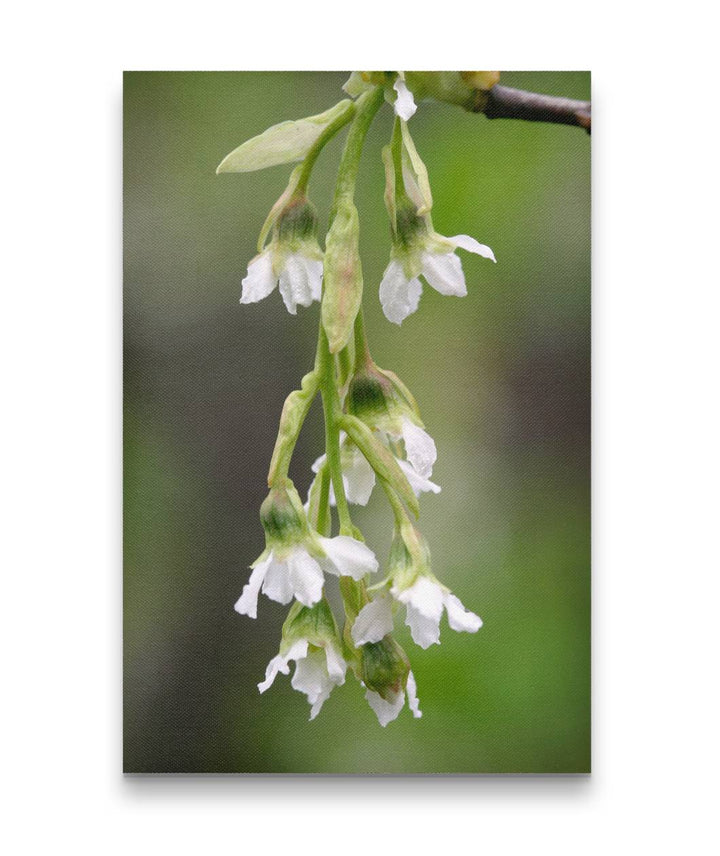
<box><xmin>391</xmin><ymin>575</ymin><xmax>482</xmax><ymax>649</ymax></box>
<box><xmin>365</xmin><ymin>670</ymin><xmax>422</xmax><ymax>727</ymax></box>
<box><xmin>259</xmin><ymin>638</ymin><xmax>347</xmax><ymax>720</ymax></box>
<box><xmin>379</xmin><ymin>234</ymin><xmax>496</xmax><ymax>324</ymax></box>
<box><xmin>235</xmin><ymin>481</ymin><xmax>378</xmax><ymax>617</ymax></box>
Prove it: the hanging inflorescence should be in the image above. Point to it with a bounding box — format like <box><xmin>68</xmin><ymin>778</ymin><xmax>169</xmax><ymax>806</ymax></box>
<box><xmin>219</xmin><ymin>72</ymin><xmax>497</xmax><ymax>725</ymax></box>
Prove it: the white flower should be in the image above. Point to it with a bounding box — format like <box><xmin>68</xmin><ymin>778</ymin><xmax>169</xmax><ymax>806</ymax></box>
<box><xmin>393</xmin><ymin>76</ymin><xmax>417</xmax><ymax>121</ymax></box>
<box><xmin>241</xmin><ymin>247</ymin><xmax>323</xmax><ymax>315</ymax></box>
<box><xmin>351</xmin><ymin>593</ymin><xmax>395</xmax><ymax>646</ymax></box>
<box><xmin>365</xmin><ymin>670</ymin><xmax>422</xmax><ymax>727</ymax></box>
<box><xmin>310</xmin><ymin>420</ymin><xmax>439</xmax><ymax>509</ymax></box>
<box><xmin>380</xmin><ymin>235</ymin><xmax>496</xmax><ymax>325</ymax></box>
<box><xmin>311</xmin><ymin>435</ymin><xmax>376</xmax><ymax>507</ymax></box>
<box><xmin>235</xmin><ymin>535</ymin><xmax>378</xmax><ymax>617</ymax></box>
<box><xmin>390</xmin><ymin>576</ymin><xmax>483</xmax><ymax>649</ymax></box>
<box><xmin>258</xmin><ymin>639</ymin><xmax>347</xmax><ymax>720</ymax></box>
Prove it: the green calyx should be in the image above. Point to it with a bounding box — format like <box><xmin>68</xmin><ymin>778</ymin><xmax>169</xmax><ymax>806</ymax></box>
<box><xmin>360</xmin><ymin>636</ymin><xmax>410</xmax><ymax>701</ymax></box>
<box><xmin>276</xmin><ymin>196</ymin><xmax>322</xmax><ymax>250</ymax></box>
<box><xmin>346</xmin><ymin>361</ymin><xmax>421</xmax><ymax>433</ymax></box>
<box><xmin>388</xmin><ymin>522</ymin><xmax>433</xmax><ymax>591</ymax></box>
<box><xmin>281</xmin><ymin>598</ymin><xmax>340</xmax><ymax>652</ymax></box>
<box><xmin>259</xmin><ymin>480</ymin><xmax>309</xmax><ymax>549</ymax></box>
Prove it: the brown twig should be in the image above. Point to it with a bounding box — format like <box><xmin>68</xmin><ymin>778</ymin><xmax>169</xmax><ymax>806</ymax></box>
<box><xmin>479</xmin><ymin>84</ymin><xmax>591</xmax><ymax>133</ymax></box>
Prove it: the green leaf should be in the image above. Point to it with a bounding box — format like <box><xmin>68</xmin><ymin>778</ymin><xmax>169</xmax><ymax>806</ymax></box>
<box><xmin>216</xmin><ymin>99</ymin><xmax>354</xmax><ymax>174</ymax></box>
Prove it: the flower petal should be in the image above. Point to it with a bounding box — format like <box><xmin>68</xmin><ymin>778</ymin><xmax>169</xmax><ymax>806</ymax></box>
<box><xmin>394</xmin><ymin>577</ymin><xmax>444</xmax><ymax>649</ymax></box>
<box><xmin>421</xmin><ymin>250</ymin><xmax>467</xmax><ymax>297</ymax></box>
<box><xmin>318</xmin><ymin>535</ymin><xmax>379</xmax><ymax>580</ymax></box>
<box><xmin>406</xmin><ymin>671</ymin><xmax>422</xmax><ymax>719</ymax></box>
<box><xmin>401</xmin><ymin>417</ymin><xmax>437</xmax><ymax>479</ymax></box>
<box><xmin>342</xmin><ymin>446</ymin><xmax>376</xmax><ymax>505</ymax></box>
<box><xmin>351</xmin><ymin>595</ymin><xmax>394</xmax><ymax>646</ymax></box>
<box><xmin>444</xmin><ymin>592</ymin><xmax>483</xmax><ymax>633</ymax></box>
<box><xmin>278</xmin><ymin>253</ymin><xmax>312</xmax><ymax>314</ymax></box>
<box><xmin>291</xmin><ymin>646</ymin><xmax>340</xmax><ymax>720</ymax></box>
<box><xmin>234</xmin><ymin>554</ymin><xmax>271</xmax><ymax>618</ymax></box>
<box><xmin>405</xmin><ymin>602</ymin><xmax>441</xmax><ymax>648</ymax></box>
<box><xmin>393</xmin><ymin>77</ymin><xmax>417</xmax><ymax>121</ymax></box>
<box><xmin>365</xmin><ymin>687</ymin><xmax>405</xmax><ymax>727</ymax></box>
<box><xmin>257</xmin><ymin>639</ymin><xmax>307</xmax><ymax>693</ymax></box>
<box><xmin>397</xmin><ymin>459</ymin><xmax>441</xmax><ymax>496</ymax></box>
<box><xmin>324</xmin><ymin>644</ymin><xmax>347</xmax><ymax>685</ymax></box>
<box><xmin>379</xmin><ymin>260</ymin><xmax>422</xmax><ymax>325</ymax></box>
<box><xmin>449</xmin><ymin>234</ymin><xmax>496</xmax><ymax>262</ymax></box>
<box><xmin>240</xmin><ymin>251</ymin><xmax>276</xmax><ymax>304</ymax></box>
<box><xmin>260</xmin><ymin>555</ymin><xmax>294</xmax><ymax>605</ymax></box>
<box><xmin>304</xmin><ymin>256</ymin><xmax>324</xmax><ymax>302</ymax></box>
<box><xmin>287</xmin><ymin>547</ymin><xmax>324</xmax><ymax>606</ymax></box>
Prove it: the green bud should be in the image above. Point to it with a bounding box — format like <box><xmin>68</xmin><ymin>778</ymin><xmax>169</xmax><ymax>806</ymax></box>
<box><xmin>281</xmin><ymin>598</ymin><xmax>339</xmax><ymax>651</ymax></box>
<box><xmin>216</xmin><ymin>99</ymin><xmax>355</xmax><ymax>173</ymax></box>
<box><xmin>322</xmin><ymin>202</ymin><xmax>363</xmax><ymax>354</ymax></box>
<box><xmin>259</xmin><ymin>480</ymin><xmax>309</xmax><ymax>549</ymax></box>
<box><xmin>346</xmin><ymin>361</ymin><xmax>421</xmax><ymax>434</ymax></box>
<box><xmin>359</xmin><ymin>636</ymin><xmax>410</xmax><ymax>701</ymax></box>
<box><xmin>404</xmin><ymin>71</ymin><xmax>499</xmax><ymax>113</ymax></box>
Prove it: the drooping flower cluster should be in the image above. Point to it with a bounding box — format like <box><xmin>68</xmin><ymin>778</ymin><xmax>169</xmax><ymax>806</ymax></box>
<box><xmin>220</xmin><ymin>72</ymin><xmax>497</xmax><ymax>725</ymax></box>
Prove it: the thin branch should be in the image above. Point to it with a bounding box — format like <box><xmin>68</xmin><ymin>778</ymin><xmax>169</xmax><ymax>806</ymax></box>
<box><xmin>478</xmin><ymin>84</ymin><xmax>591</xmax><ymax>133</ymax></box>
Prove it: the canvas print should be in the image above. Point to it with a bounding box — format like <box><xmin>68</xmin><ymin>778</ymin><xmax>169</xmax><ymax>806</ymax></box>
<box><xmin>124</xmin><ymin>71</ymin><xmax>590</xmax><ymax>773</ymax></box>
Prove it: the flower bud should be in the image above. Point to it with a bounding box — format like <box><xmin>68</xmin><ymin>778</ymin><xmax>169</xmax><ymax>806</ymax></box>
<box><xmin>359</xmin><ymin>636</ymin><xmax>410</xmax><ymax>701</ymax></box>
<box><xmin>346</xmin><ymin>361</ymin><xmax>420</xmax><ymax>436</ymax></box>
<box><xmin>404</xmin><ymin>71</ymin><xmax>500</xmax><ymax>112</ymax></box>
<box><xmin>322</xmin><ymin>202</ymin><xmax>363</xmax><ymax>353</ymax></box>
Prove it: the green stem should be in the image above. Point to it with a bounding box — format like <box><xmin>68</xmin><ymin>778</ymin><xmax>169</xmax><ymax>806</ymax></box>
<box><xmin>267</xmin><ymin>370</ymin><xmax>319</xmax><ymax>485</ymax></box>
<box><xmin>295</xmin><ymin>101</ymin><xmax>357</xmax><ymax>194</ymax></box>
<box><xmin>331</xmin><ymin>87</ymin><xmax>385</xmax><ymax>216</ymax></box>
<box><xmin>378</xmin><ymin>476</ymin><xmax>412</xmax><ymax>529</ymax></box>
<box><xmin>319</xmin><ymin>324</ymin><xmax>353</xmax><ymax>535</ymax></box>
<box><xmin>353</xmin><ymin>306</ymin><xmax>372</xmax><ymax>372</ymax></box>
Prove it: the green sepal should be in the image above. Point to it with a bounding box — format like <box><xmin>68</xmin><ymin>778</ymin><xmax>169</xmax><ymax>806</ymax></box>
<box><xmin>259</xmin><ymin>479</ymin><xmax>309</xmax><ymax>550</ymax></box>
<box><xmin>216</xmin><ymin>99</ymin><xmax>355</xmax><ymax>174</ymax></box>
<box><xmin>281</xmin><ymin>598</ymin><xmax>339</xmax><ymax>652</ymax></box>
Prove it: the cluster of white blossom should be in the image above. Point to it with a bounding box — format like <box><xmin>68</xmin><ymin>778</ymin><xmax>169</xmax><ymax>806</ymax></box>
<box><xmin>220</xmin><ymin>72</ymin><xmax>496</xmax><ymax>725</ymax></box>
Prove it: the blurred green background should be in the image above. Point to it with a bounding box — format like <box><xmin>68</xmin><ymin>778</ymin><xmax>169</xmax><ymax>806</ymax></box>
<box><xmin>123</xmin><ymin>71</ymin><xmax>590</xmax><ymax>773</ymax></box>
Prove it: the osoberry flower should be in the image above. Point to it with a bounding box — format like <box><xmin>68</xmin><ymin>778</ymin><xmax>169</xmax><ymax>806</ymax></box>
<box><xmin>235</xmin><ymin>481</ymin><xmax>378</xmax><ymax>616</ymax></box>
<box><xmin>379</xmin><ymin>233</ymin><xmax>496</xmax><ymax>324</ymax></box>
<box><xmin>241</xmin><ymin>194</ymin><xmax>324</xmax><ymax>315</ymax></box>
<box><xmin>345</xmin><ymin>362</ymin><xmax>441</xmax><ymax>498</ymax></box>
<box><xmin>379</xmin><ymin>116</ymin><xmax>495</xmax><ymax>324</ymax></box>
<box><xmin>353</xmin><ymin>523</ymin><xmax>482</xmax><ymax>650</ymax></box>
<box><xmin>391</xmin><ymin>575</ymin><xmax>482</xmax><ymax>649</ymax></box>
<box><xmin>258</xmin><ymin>600</ymin><xmax>348</xmax><ymax>720</ymax></box>
<box><xmin>357</xmin><ymin>633</ymin><xmax>422</xmax><ymax>726</ymax></box>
